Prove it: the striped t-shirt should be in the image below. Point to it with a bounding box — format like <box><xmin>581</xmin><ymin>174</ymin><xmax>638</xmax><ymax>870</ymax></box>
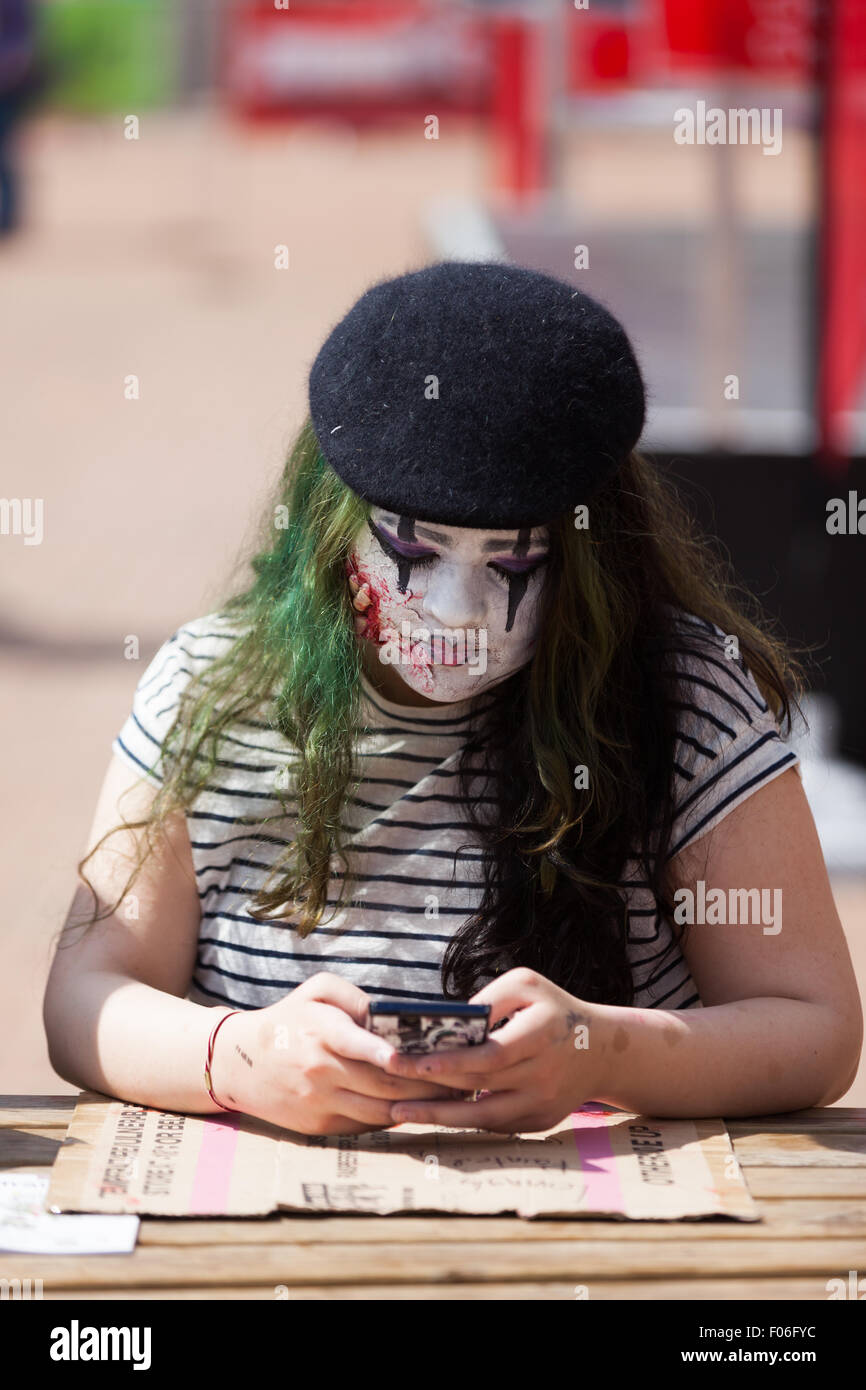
<box><xmin>111</xmin><ymin>609</ymin><xmax>801</xmax><ymax>1014</ymax></box>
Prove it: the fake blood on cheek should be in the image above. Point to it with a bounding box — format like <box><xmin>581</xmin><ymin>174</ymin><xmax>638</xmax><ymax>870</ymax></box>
<box><xmin>345</xmin><ymin>554</ymin><xmax>419</xmax><ymax>645</ymax></box>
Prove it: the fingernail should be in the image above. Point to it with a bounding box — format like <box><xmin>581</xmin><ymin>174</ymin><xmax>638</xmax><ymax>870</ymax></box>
<box><xmin>393</xmin><ymin>1108</ymin><xmax>414</xmax><ymax>1122</ymax></box>
<box><xmin>376</xmin><ymin>1046</ymin><xmax>393</xmax><ymax>1066</ymax></box>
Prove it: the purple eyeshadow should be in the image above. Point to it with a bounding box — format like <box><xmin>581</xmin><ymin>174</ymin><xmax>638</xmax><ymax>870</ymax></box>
<box><xmin>493</xmin><ymin>556</ymin><xmax>548</xmax><ymax>573</ymax></box>
<box><xmin>375</xmin><ymin>524</ymin><xmax>435</xmax><ymax>558</ymax></box>
<box><xmin>372</xmin><ymin>517</ymin><xmax>548</xmax><ymax>571</ymax></box>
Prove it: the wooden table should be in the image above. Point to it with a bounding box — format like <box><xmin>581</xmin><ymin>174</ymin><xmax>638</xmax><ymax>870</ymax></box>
<box><xmin>2</xmin><ymin>1096</ymin><xmax>865</xmax><ymax>1301</ymax></box>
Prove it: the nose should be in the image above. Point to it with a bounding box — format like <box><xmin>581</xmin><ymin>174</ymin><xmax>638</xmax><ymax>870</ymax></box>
<box><xmin>422</xmin><ymin>562</ymin><xmax>486</xmax><ymax>631</ymax></box>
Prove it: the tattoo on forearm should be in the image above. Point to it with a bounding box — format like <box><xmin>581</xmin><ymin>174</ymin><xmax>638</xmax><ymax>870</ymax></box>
<box><xmin>235</xmin><ymin>1045</ymin><xmax>254</xmax><ymax>1069</ymax></box>
<box><xmin>558</xmin><ymin>1008</ymin><xmax>589</xmax><ymax>1045</ymax></box>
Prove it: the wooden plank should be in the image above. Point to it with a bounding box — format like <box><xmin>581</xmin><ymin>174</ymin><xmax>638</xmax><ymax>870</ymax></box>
<box><xmin>731</xmin><ymin>1133</ymin><xmax>866</xmax><ymax>1166</ymax></box>
<box><xmin>2</xmin><ymin>1238</ymin><xmax>864</xmax><ymax>1287</ymax></box>
<box><xmin>132</xmin><ymin>1198</ymin><xmax>866</xmax><ymax>1245</ymax></box>
<box><xmin>743</xmin><ymin>1167</ymin><xmax>866</xmax><ymax>1198</ymax></box>
<box><xmin>38</xmin><ymin>1277</ymin><xmax>844</xmax><ymax>1300</ymax></box>
<box><xmin>0</xmin><ymin>1129</ymin><xmax>65</xmax><ymax>1170</ymax></box>
<box><xmin>0</xmin><ymin>1098</ymin><xmax>77</xmax><ymax>1128</ymax></box>
<box><xmin>726</xmin><ymin>1111</ymin><xmax>866</xmax><ymax>1134</ymax></box>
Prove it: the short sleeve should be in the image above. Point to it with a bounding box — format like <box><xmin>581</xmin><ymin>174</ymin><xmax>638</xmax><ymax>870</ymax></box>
<box><xmin>111</xmin><ymin>613</ymin><xmax>239</xmax><ymax>785</ymax></box>
<box><xmin>663</xmin><ymin>615</ymin><xmax>802</xmax><ymax>860</ymax></box>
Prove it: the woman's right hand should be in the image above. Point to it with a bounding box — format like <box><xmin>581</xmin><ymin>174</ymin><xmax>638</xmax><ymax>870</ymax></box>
<box><xmin>208</xmin><ymin>972</ymin><xmax>465</xmax><ymax>1135</ymax></box>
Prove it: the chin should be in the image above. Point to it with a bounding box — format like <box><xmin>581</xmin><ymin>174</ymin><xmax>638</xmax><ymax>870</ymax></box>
<box><xmin>397</xmin><ymin>665</ymin><xmax>501</xmax><ymax>703</ymax></box>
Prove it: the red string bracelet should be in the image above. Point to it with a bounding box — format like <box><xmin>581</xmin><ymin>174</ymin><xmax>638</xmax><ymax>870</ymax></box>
<box><xmin>204</xmin><ymin>1009</ymin><xmax>242</xmax><ymax>1113</ymax></box>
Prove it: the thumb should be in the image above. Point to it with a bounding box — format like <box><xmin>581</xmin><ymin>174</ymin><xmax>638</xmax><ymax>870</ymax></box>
<box><xmin>300</xmin><ymin>972</ymin><xmax>371</xmax><ymax>1028</ymax></box>
<box><xmin>468</xmin><ymin>972</ymin><xmax>535</xmax><ymax>1028</ymax></box>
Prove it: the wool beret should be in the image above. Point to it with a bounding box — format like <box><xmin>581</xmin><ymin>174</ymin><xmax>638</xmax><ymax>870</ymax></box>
<box><xmin>307</xmin><ymin>260</ymin><xmax>645</xmax><ymax>530</ymax></box>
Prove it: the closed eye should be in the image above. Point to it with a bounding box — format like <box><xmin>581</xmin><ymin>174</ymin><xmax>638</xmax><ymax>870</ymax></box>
<box><xmin>368</xmin><ymin>518</ymin><xmax>549</xmax><ymax>584</ymax></box>
<box><xmin>367</xmin><ymin>519</ymin><xmax>437</xmax><ymax>569</ymax></box>
<box><xmin>487</xmin><ymin>557</ymin><xmax>549</xmax><ymax>584</ymax></box>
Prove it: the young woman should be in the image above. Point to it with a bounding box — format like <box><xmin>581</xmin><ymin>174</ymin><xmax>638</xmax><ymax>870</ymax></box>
<box><xmin>44</xmin><ymin>261</ymin><xmax>862</xmax><ymax>1137</ymax></box>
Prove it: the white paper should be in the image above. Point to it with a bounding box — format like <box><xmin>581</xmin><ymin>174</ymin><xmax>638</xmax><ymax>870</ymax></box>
<box><xmin>0</xmin><ymin>1174</ymin><xmax>139</xmax><ymax>1254</ymax></box>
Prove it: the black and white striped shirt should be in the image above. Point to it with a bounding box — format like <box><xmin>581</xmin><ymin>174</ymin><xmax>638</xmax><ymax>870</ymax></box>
<box><xmin>112</xmin><ymin>609</ymin><xmax>801</xmax><ymax>1013</ymax></box>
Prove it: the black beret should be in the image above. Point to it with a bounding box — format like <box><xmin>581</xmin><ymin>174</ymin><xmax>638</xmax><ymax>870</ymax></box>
<box><xmin>307</xmin><ymin>260</ymin><xmax>645</xmax><ymax>530</ymax></box>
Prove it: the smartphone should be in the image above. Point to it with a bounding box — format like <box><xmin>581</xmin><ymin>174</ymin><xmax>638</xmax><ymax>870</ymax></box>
<box><xmin>367</xmin><ymin>1000</ymin><xmax>490</xmax><ymax>1054</ymax></box>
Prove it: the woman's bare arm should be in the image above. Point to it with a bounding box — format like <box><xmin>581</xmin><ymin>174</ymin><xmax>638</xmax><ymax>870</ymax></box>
<box><xmin>43</xmin><ymin>753</ymin><xmax>234</xmax><ymax>1113</ymax></box>
<box><xmin>43</xmin><ymin>753</ymin><xmax>457</xmax><ymax>1130</ymax></box>
<box><xmin>381</xmin><ymin>767</ymin><xmax>864</xmax><ymax>1131</ymax></box>
<box><xmin>591</xmin><ymin>767</ymin><xmax>863</xmax><ymax>1116</ymax></box>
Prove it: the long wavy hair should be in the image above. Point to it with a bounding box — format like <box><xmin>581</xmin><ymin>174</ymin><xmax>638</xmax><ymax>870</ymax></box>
<box><xmin>68</xmin><ymin>414</ymin><xmax>808</xmax><ymax>1006</ymax></box>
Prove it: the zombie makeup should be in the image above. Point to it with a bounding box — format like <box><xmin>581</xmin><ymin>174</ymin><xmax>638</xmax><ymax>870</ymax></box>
<box><xmin>503</xmin><ymin>527</ymin><xmax>532</xmax><ymax>632</ymax></box>
<box><xmin>346</xmin><ymin>508</ymin><xmax>550</xmax><ymax>703</ymax></box>
<box><xmin>395</xmin><ymin>515</ymin><xmax>417</xmax><ymax>591</ymax></box>
<box><xmin>365</xmin><ymin>515</ymin><xmax>433</xmax><ymax>596</ymax></box>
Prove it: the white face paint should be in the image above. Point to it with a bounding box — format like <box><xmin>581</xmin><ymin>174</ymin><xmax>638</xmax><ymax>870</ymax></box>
<box><xmin>345</xmin><ymin>507</ymin><xmax>550</xmax><ymax>703</ymax></box>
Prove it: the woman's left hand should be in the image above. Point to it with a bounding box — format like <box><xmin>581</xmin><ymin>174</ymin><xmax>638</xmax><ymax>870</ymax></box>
<box><xmin>380</xmin><ymin>968</ymin><xmax>612</xmax><ymax>1133</ymax></box>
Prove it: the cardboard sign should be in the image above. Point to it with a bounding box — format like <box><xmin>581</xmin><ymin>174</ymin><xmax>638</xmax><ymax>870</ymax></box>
<box><xmin>46</xmin><ymin>1093</ymin><xmax>760</xmax><ymax>1222</ymax></box>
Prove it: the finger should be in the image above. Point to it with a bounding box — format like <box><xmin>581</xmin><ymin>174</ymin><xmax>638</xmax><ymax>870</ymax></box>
<box><xmin>299</xmin><ymin>973</ymin><xmax>372</xmax><ymax>1028</ymax></box>
<box><xmin>319</xmin><ymin>1005</ymin><xmax>472</xmax><ymax>1086</ymax></box>
<box><xmin>413</xmin><ymin>1055</ymin><xmax>541</xmax><ymax>1096</ymax></box>
<box><xmin>348</xmin><ymin>573</ymin><xmax>360</xmax><ymax>593</ymax></box>
<box><xmin>461</xmin><ymin>1001</ymin><xmax>549</xmax><ymax>1060</ymax></box>
<box><xmin>389</xmin><ymin>1091</ymin><xmax>529</xmax><ymax>1132</ymax></box>
<box><xmin>468</xmin><ymin>969</ymin><xmax>542</xmax><ymax>1026</ymax></box>
<box><xmin>385</xmin><ymin>1042</ymin><xmax>502</xmax><ymax>1080</ymax></box>
<box><xmin>334</xmin><ymin>1054</ymin><xmax>465</xmax><ymax>1102</ymax></box>
<box><xmin>387</xmin><ymin>1047</ymin><xmax>543</xmax><ymax>1092</ymax></box>
<box><xmin>327</xmin><ymin>1087</ymin><xmax>470</xmax><ymax>1131</ymax></box>
<box><xmin>291</xmin><ymin>991</ymin><xmax>393</xmax><ymax>1072</ymax></box>
<box><xmin>385</xmin><ymin>1014</ymin><xmax>540</xmax><ymax>1077</ymax></box>
<box><xmin>330</xmin><ymin>1089</ymin><xmax>403</xmax><ymax>1129</ymax></box>
<box><xmin>316</xmin><ymin>1011</ymin><xmax>399</xmax><ymax>1072</ymax></box>
<box><xmin>298</xmin><ymin>1114</ymin><xmax>392</xmax><ymax>1137</ymax></box>
<box><xmin>352</xmin><ymin>586</ymin><xmax>372</xmax><ymax>611</ymax></box>
<box><xmin>384</xmin><ymin>1058</ymin><xmax>514</xmax><ymax>1092</ymax></box>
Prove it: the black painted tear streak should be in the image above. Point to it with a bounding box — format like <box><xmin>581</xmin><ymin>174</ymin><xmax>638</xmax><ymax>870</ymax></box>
<box><xmin>395</xmin><ymin>515</ymin><xmax>416</xmax><ymax>593</ymax></box>
<box><xmin>505</xmin><ymin>527</ymin><xmax>532</xmax><ymax>632</ymax></box>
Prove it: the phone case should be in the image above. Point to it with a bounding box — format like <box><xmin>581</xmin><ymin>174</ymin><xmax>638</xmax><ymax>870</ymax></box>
<box><xmin>367</xmin><ymin>1001</ymin><xmax>490</xmax><ymax>1053</ymax></box>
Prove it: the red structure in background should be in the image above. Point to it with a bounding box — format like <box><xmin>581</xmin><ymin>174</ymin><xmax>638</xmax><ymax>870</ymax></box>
<box><xmin>816</xmin><ymin>0</ymin><xmax>866</xmax><ymax>470</ymax></box>
<box><xmin>663</xmin><ymin>0</ymin><xmax>814</xmax><ymax>77</ymax></box>
<box><xmin>489</xmin><ymin>15</ymin><xmax>546</xmax><ymax>203</ymax></box>
<box><xmin>221</xmin><ymin>1</ymin><xmax>490</xmax><ymax>125</ymax></box>
<box><xmin>223</xmin><ymin>0</ymin><xmax>866</xmax><ymax>461</ymax></box>
<box><xmin>665</xmin><ymin>0</ymin><xmax>866</xmax><ymax>466</ymax></box>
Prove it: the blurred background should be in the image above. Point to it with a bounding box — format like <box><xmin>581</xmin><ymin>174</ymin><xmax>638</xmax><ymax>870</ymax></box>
<box><xmin>1</xmin><ymin>0</ymin><xmax>864</xmax><ymax>1100</ymax></box>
